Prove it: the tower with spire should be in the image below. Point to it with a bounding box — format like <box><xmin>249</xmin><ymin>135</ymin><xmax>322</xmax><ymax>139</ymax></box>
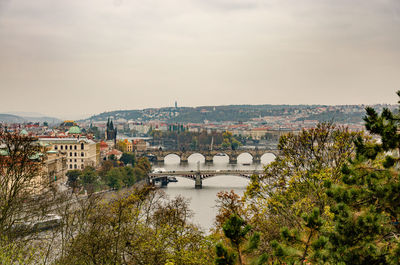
<box><xmin>106</xmin><ymin>118</ymin><xmax>117</xmax><ymax>144</ymax></box>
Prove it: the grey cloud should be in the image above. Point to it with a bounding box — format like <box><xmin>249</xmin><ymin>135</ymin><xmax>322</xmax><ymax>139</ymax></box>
<box><xmin>0</xmin><ymin>0</ymin><xmax>399</xmax><ymax>117</ymax></box>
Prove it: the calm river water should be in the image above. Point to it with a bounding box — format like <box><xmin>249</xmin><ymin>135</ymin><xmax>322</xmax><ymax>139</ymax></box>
<box><xmin>153</xmin><ymin>153</ymin><xmax>275</xmax><ymax>232</ymax></box>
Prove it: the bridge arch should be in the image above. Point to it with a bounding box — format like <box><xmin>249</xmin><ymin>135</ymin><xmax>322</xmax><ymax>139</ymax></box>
<box><xmin>187</xmin><ymin>153</ymin><xmax>205</xmax><ymax>163</ymax></box>
<box><xmin>260</xmin><ymin>153</ymin><xmax>276</xmax><ymax>164</ymax></box>
<box><xmin>237</xmin><ymin>152</ymin><xmax>253</xmax><ymax>164</ymax></box>
<box><xmin>212</xmin><ymin>153</ymin><xmax>229</xmax><ymax>163</ymax></box>
<box><xmin>163</xmin><ymin>153</ymin><xmax>181</xmax><ymax>164</ymax></box>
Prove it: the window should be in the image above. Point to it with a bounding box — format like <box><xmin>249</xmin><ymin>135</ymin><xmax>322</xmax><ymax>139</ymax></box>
<box><xmin>60</xmin><ymin>145</ymin><xmax>63</xmax><ymax>150</ymax></box>
<box><xmin>54</xmin><ymin>145</ymin><xmax>58</xmax><ymax>150</ymax></box>
<box><xmin>65</xmin><ymin>145</ymin><xmax>68</xmax><ymax>150</ymax></box>
<box><xmin>81</xmin><ymin>152</ymin><xmax>84</xmax><ymax>157</ymax></box>
<box><xmin>81</xmin><ymin>164</ymin><xmax>84</xmax><ymax>169</ymax></box>
<box><xmin>81</xmin><ymin>143</ymin><xmax>84</xmax><ymax>150</ymax></box>
<box><xmin>70</xmin><ymin>145</ymin><xmax>72</xmax><ymax>150</ymax></box>
<box><xmin>81</xmin><ymin>159</ymin><xmax>84</xmax><ymax>162</ymax></box>
<box><xmin>69</xmin><ymin>152</ymin><xmax>72</xmax><ymax>156</ymax></box>
<box><xmin>70</xmin><ymin>159</ymin><xmax>72</xmax><ymax>162</ymax></box>
<box><xmin>74</xmin><ymin>159</ymin><xmax>77</xmax><ymax>162</ymax></box>
<box><xmin>69</xmin><ymin>164</ymin><xmax>72</xmax><ymax>169</ymax></box>
<box><xmin>74</xmin><ymin>152</ymin><xmax>77</xmax><ymax>157</ymax></box>
<box><xmin>74</xmin><ymin>145</ymin><xmax>77</xmax><ymax>150</ymax></box>
<box><xmin>74</xmin><ymin>164</ymin><xmax>77</xmax><ymax>169</ymax></box>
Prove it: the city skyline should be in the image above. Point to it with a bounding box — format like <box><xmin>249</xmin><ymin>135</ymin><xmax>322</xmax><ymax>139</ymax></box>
<box><xmin>1</xmin><ymin>0</ymin><xmax>399</xmax><ymax>119</ymax></box>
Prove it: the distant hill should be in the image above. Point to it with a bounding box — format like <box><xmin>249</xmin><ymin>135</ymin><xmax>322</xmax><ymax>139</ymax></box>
<box><xmin>23</xmin><ymin>116</ymin><xmax>62</xmax><ymax>124</ymax></box>
<box><xmin>83</xmin><ymin>104</ymin><xmax>390</xmax><ymax>124</ymax></box>
<box><xmin>6</xmin><ymin>111</ymin><xmax>49</xmax><ymax>117</ymax></box>
<box><xmin>0</xmin><ymin>113</ymin><xmax>61</xmax><ymax>124</ymax></box>
<box><xmin>0</xmin><ymin>114</ymin><xmax>26</xmax><ymax>123</ymax></box>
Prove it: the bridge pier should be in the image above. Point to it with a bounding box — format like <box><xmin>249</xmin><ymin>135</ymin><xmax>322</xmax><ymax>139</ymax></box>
<box><xmin>205</xmin><ymin>155</ymin><xmax>213</xmax><ymax>164</ymax></box>
<box><xmin>150</xmin><ymin>177</ymin><xmax>169</xmax><ymax>187</ymax></box>
<box><xmin>253</xmin><ymin>156</ymin><xmax>261</xmax><ymax>164</ymax></box>
<box><xmin>160</xmin><ymin>177</ymin><xmax>168</xmax><ymax>187</ymax></box>
<box><xmin>195</xmin><ymin>174</ymin><xmax>202</xmax><ymax>189</ymax></box>
<box><xmin>229</xmin><ymin>156</ymin><xmax>238</xmax><ymax>164</ymax></box>
<box><xmin>156</xmin><ymin>156</ymin><xmax>165</xmax><ymax>164</ymax></box>
<box><xmin>180</xmin><ymin>157</ymin><xmax>188</xmax><ymax>164</ymax></box>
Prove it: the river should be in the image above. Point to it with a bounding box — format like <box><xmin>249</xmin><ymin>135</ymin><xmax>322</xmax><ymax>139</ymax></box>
<box><xmin>153</xmin><ymin>153</ymin><xmax>275</xmax><ymax>232</ymax></box>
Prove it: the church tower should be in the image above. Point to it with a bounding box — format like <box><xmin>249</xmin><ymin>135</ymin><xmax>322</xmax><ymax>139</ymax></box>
<box><xmin>106</xmin><ymin>118</ymin><xmax>117</xmax><ymax>144</ymax></box>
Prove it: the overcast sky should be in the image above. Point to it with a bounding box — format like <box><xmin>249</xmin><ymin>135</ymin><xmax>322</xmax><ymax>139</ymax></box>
<box><xmin>0</xmin><ymin>0</ymin><xmax>399</xmax><ymax>119</ymax></box>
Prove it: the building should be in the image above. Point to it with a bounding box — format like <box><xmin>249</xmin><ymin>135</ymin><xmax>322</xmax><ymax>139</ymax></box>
<box><xmin>39</xmin><ymin>138</ymin><xmax>99</xmax><ymax>170</ymax></box>
<box><xmin>122</xmin><ymin>139</ymin><xmax>133</xmax><ymax>152</ymax></box>
<box><xmin>43</xmin><ymin>150</ymin><xmax>68</xmax><ymax>183</ymax></box>
<box><xmin>105</xmin><ymin>118</ymin><xmax>117</xmax><ymax>143</ymax></box>
<box><xmin>106</xmin><ymin>149</ymin><xmax>123</xmax><ymax>160</ymax></box>
<box><xmin>133</xmin><ymin>139</ymin><xmax>147</xmax><ymax>151</ymax></box>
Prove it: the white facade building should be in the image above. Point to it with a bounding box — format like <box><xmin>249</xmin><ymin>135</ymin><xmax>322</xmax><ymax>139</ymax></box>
<box><xmin>39</xmin><ymin>138</ymin><xmax>99</xmax><ymax>170</ymax></box>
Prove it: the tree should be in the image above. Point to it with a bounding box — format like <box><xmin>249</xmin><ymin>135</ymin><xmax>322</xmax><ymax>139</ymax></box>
<box><xmin>245</xmin><ymin>123</ymin><xmax>360</xmax><ymax>256</ymax></box>
<box><xmin>120</xmin><ymin>152</ymin><xmax>135</xmax><ymax>166</ymax></box>
<box><xmin>222</xmin><ymin>139</ymin><xmax>231</xmax><ymax>150</ymax></box>
<box><xmin>216</xmin><ymin>214</ymin><xmax>260</xmax><ymax>265</ymax></box>
<box><xmin>79</xmin><ymin>166</ymin><xmax>98</xmax><ymax>193</ymax></box>
<box><xmin>190</xmin><ymin>137</ymin><xmax>198</xmax><ymax>150</ymax></box>
<box><xmin>248</xmin><ymin>94</ymin><xmax>400</xmax><ymax>264</ymax></box>
<box><xmin>0</xmin><ymin>132</ymin><xmax>45</xmax><ymax>235</ymax></box>
<box><xmin>222</xmin><ymin>214</ymin><xmax>251</xmax><ymax>265</ymax></box>
<box><xmin>267</xmin><ymin>208</ymin><xmax>327</xmax><ymax>264</ymax></box>
<box><xmin>98</xmin><ymin>160</ymin><xmax>114</xmax><ymax>179</ymax></box>
<box><xmin>108</xmin><ymin>154</ymin><xmax>116</xmax><ymax>161</ymax></box>
<box><xmin>136</xmin><ymin>157</ymin><xmax>151</xmax><ymax>174</ymax></box>
<box><xmin>319</xmin><ymin>93</ymin><xmax>400</xmax><ymax>264</ymax></box>
<box><xmin>221</xmin><ymin>131</ymin><xmax>241</xmax><ymax>150</ymax></box>
<box><xmin>0</xmin><ymin>131</ymin><xmax>59</xmax><ymax>264</ymax></box>
<box><xmin>122</xmin><ymin>166</ymin><xmax>136</xmax><ymax>187</ymax></box>
<box><xmin>116</xmin><ymin>140</ymin><xmax>127</xmax><ymax>152</ymax></box>
<box><xmin>57</xmin><ymin>188</ymin><xmax>214</xmax><ymax>265</ymax></box>
<box><xmin>215</xmin><ymin>243</ymin><xmax>236</xmax><ymax>265</ymax></box>
<box><xmin>105</xmin><ymin>167</ymin><xmax>124</xmax><ymax>190</ymax></box>
<box><xmin>66</xmin><ymin>170</ymin><xmax>81</xmax><ymax>190</ymax></box>
<box><xmin>214</xmin><ymin>190</ymin><xmax>244</xmax><ymax>229</ymax></box>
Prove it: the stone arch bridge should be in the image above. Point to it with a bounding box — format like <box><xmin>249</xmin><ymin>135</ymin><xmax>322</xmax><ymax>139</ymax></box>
<box><xmin>137</xmin><ymin>149</ymin><xmax>279</xmax><ymax>164</ymax></box>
